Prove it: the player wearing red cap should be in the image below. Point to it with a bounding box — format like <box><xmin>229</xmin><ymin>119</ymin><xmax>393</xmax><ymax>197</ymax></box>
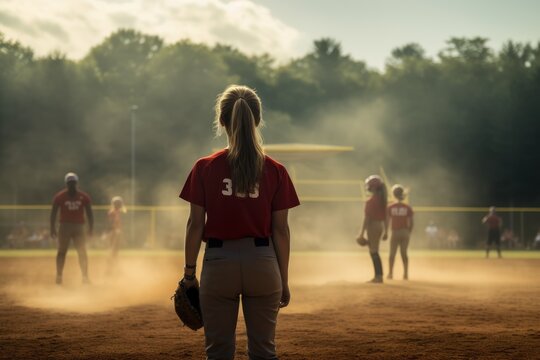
<box><xmin>50</xmin><ymin>172</ymin><xmax>93</xmax><ymax>285</ymax></box>
<box><xmin>179</xmin><ymin>85</ymin><xmax>300</xmax><ymax>359</ymax></box>
<box><xmin>357</xmin><ymin>175</ymin><xmax>388</xmax><ymax>283</ymax></box>
<box><xmin>387</xmin><ymin>184</ymin><xmax>414</xmax><ymax>280</ymax></box>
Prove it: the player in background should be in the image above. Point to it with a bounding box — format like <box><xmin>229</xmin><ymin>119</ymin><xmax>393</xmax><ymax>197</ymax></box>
<box><xmin>533</xmin><ymin>228</ymin><xmax>540</xmax><ymax>250</ymax></box>
<box><xmin>179</xmin><ymin>85</ymin><xmax>300</xmax><ymax>359</ymax></box>
<box><xmin>357</xmin><ymin>175</ymin><xmax>388</xmax><ymax>283</ymax></box>
<box><xmin>50</xmin><ymin>172</ymin><xmax>94</xmax><ymax>284</ymax></box>
<box><xmin>482</xmin><ymin>206</ymin><xmax>502</xmax><ymax>258</ymax></box>
<box><xmin>387</xmin><ymin>185</ymin><xmax>414</xmax><ymax>280</ymax></box>
<box><xmin>107</xmin><ymin>196</ymin><xmax>126</xmax><ymax>273</ymax></box>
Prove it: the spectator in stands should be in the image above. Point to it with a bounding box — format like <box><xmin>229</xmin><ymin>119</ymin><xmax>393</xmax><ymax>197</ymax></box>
<box><xmin>6</xmin><ymin>221</ymin><xmax>29</xmax><ymax>248</ymax></box>
<box><xmin>501</xmin><ymin>228</ymin><xmax>518</xmax><ymax>249</ymax></box>
<box><xmin>447</xmin><ymin>229</ymin><xmax>460</xmax><ymax>249</ymax></box>
<box><xmin>425</xmin><ymin>221</ymin><xmax>438</xmax><ymax>248</ymax></box>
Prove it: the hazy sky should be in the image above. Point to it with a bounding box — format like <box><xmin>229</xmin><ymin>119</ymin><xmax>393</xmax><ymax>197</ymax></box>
<box><xmin>0</xmin><ymin>0</ymin><xmax>539</xmax><ymax>69</ymax></box>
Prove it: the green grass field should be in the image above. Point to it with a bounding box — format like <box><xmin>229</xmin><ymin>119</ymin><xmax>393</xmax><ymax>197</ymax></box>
<box><xmin>1</xmin><ymin>249</ymin><xmax>539</xmax><ymax>258</ymax></box>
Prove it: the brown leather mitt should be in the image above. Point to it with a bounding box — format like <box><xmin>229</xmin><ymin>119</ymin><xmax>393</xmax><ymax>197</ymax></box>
<box><xmin>356</xmin><ymin>237</ymin><xmax>369</xmax><ymax>247</ymax></box>
<box><xmin>172</xmin><ymin>280</ymin><xmax>203</xmax><ymax>331</ymax></box>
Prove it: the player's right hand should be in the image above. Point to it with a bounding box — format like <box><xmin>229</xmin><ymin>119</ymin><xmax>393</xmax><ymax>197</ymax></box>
<box><xmin>280</xmin><ymin>284</ymin><xmax>290</xmax><ymax>308</ymax></box>
<box><xmin>50</xmin><ymin>228</ymin><xmax>57</xmax><ymax>239</ymax></box>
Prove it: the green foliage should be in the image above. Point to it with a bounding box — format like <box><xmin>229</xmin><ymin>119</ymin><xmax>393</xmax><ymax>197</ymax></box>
<box><xmin>0</xmin><ymin>30</ymin><xmax>539</xmax><ymax>206</ymax></box>
<box><xmin>390</xmin><ymin>43</ymin><xmax>425</xmax><ymax>61</ymax></box>
<box><xmin>83</xmin><ymin>29</ymin><xmax>163</xmax><ymax>101</ymax></box>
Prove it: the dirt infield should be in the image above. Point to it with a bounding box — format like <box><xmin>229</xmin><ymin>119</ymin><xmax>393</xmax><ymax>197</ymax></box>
<box><xmin>1</xmin><ymin>251</ymin><xmax>539</xmax><ymax>359</ymax></box>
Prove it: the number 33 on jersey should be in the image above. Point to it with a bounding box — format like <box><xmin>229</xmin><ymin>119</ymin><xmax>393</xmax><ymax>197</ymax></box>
<box><xmin>221</xmin><ymin>178</ymin><xmax>259</xmax><ymax>198</ymax></box>
<box><xmin>179</xmin><ymin>149</ymin><xmax>300</xmax><ymax>240</ymax></box>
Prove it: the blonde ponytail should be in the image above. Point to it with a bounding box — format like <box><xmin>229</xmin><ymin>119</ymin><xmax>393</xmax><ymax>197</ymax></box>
<box><xmin>215</xmin><ymin>85</ymin><xmax>264</xmax><ymax>194</ymax></box>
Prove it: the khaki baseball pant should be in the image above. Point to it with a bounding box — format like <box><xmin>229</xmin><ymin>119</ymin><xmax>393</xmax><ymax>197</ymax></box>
<box><xmin>200</xmin><ymin>237</ymin><xmax>282</xmax><ymax>360</ymax></box>
<box><xmin>389</xmin><ymin>229</ymin><xmax>410</xmax><ymax>277</ymax></box>
<box><xmin>57</xmin><ymin>223</ymin><xmax>88</xmax><ymax>278</ymax></box>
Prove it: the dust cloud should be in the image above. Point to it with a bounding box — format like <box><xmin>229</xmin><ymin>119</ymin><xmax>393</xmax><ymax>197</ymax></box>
<box><xmin>3</xmin><ymin>256</ymin><xmax>182</xmax><ymax>313</ymax></box>
<box><xmin>0</xmin><ymin>91</ymin><xmax>483</xmax><ymax>251</ymax></box>
<box><xmin>261</xmin><ymin>98</ymin><xmax>471</xmax><ymax>250</ymax></box>
<box><xmin>2</xmin><ymin>252</ymin><xmax>537</xmax><ymax>315</ymax></box>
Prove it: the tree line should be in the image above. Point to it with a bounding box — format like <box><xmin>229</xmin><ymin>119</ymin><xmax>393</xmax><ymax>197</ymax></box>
<box><xmin>0</xmin><ymin>29</ymin><xmax>539</xmax><ymax>206</ymax></box>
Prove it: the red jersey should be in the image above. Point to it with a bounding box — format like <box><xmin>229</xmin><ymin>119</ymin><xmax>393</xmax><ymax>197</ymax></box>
<box><xmin>179</xmin><ymin>149</ymin><xmax>300</xmax><ymax>240</ymax></box>
<box><xmin>388</xmin><ymin>202</ymin><xmax>413</xmax><ymax>230</ymax></box>
<box><xmin>365</xmin><ymin>194</ymin><xmax>386</xmax><ymax>221</ymax></box>
<box><xmin>53</xmin><ymin>189</ymin><xmax>91</xmax><ymax>224</ymax></box>
<box><xmin>484</xmin><ymin>214</ymin><xmax>501</xmax><ymax>229</ymax></box>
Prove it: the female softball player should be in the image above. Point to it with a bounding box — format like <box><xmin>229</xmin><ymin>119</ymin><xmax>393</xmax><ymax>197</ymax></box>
<box><xmin>482</xmin><ymin>206</ymin><xmax>502</xmax><ymax>258</ymax></box>
<box><xmin>357</xmin><ymin>175</ymin><xmax>388</xmax><ymax>283</ymax></box>
<box><xmin>179</xmin><ymin>85</ymin><xmax>300</xmax><ymax>360</ymax></box>
<box><xmin>387</xmin><ymin>185</ymin><xmax>414</xmax><ymax>280</ymax></box>
<box><xmin>107</xmin><ymin>196</ymin><xmax>126</xmax><ymax>272</ymax></box>
<box><xmin>50</xmin><ymin>172</ymin><xmax>93</xmax><ymax>285</ymax></box>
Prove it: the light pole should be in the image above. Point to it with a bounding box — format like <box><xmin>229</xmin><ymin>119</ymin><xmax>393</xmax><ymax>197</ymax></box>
<box><xmin>130</xmin><ymin>105</ymin><xmax>138</xmax><ymax>245</ymax></box>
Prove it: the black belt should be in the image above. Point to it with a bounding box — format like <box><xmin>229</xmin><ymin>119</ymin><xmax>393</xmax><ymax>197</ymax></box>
<box><xmin>207</xmin><ymin>237</ymin><xmax>270</xmax><ymax>248</ymax></box>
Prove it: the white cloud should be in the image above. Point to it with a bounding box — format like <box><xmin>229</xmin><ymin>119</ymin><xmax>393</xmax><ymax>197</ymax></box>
<box><xmin>0</xmin><ymin>0</ymin><xmax>301</xmax><ymax>60</ymax></box>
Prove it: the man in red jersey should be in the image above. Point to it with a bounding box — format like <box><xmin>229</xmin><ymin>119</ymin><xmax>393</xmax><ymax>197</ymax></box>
<box><xmin>387</xmin><ymin>185</ymin><xmax>414</xmax><ymax>280</ymax></box>
<box><xmin>482</xmin><ymin>206</ymin><xmax>502</xmax><ymax>258</ymax></box>
<box><xmin>50</xmin><ymin>172</ymin><xmax>94</xmax><ymax>284</ymax></box>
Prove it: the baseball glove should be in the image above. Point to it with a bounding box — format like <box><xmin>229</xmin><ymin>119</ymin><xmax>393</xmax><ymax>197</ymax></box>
<box><xmin>171</xmin><ymin>280</ymin><xmax>203</xmax><ymax>331</ymax></box>
<box><xmin>356</xmin><ymin>237</ymin><xmax>369</xmax><ymax>247</ymax></box>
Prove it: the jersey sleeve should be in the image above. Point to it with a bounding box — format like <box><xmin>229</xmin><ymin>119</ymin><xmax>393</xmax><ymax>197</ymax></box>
<box><xmin>272</xmin><ymin>166</ymin><xmax>300</xmax><ymax>211</ymax></box>
<box><xmin>52</xmin><ymin>193</ymin><xmax>60</xmax><ymax>206</ymax></box>
<box><xmin>179</xmin><ymin>160</ymin><xmax>206</xmax><ymax>207</ymax></box>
